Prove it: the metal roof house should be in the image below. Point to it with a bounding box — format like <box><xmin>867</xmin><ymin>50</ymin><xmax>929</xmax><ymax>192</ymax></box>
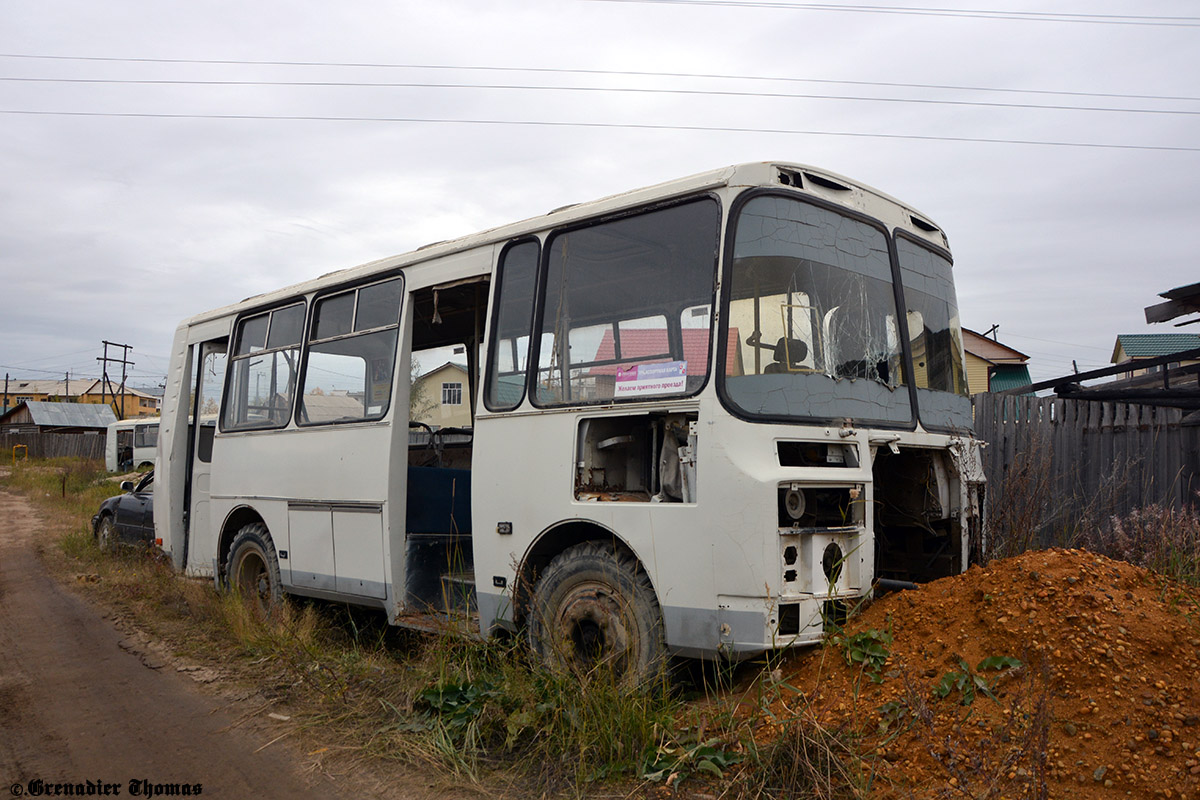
<box><xmin>1112</xmin><ymin>333</ymin><xmax>1200</xmax><ymax>364</ymax></box>
<box><xmin>962</xmin><ymin>328</ymin><xmax>1032</xmax><ymax>394</ymax></box>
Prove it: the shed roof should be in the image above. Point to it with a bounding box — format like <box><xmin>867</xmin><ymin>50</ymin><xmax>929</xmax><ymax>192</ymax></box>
<box><xmin>1112</xmin><ymin>333</ymin><xmax>1200</xmax><ymax>362</ymax></box>
<box><xmin>989</xmin><ymin>364</ymin><xmax>1033</xmax><ymax>393</ymax></box>
<box><xmin>1</xmin><ymin>400</ymin><xmax>117</xmax><ymax>429</ymax></box>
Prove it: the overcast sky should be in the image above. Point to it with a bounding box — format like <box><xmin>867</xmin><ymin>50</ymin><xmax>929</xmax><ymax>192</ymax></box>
<box><xmin>3</xmin><ymin>0</ymin><xmax>1198</xmax><ymax>389</ymax></box>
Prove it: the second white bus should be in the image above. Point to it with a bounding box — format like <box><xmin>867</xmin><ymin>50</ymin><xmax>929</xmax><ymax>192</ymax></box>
<box><xmin>106</xmin><ymin>417</ymin><xmax>159</xmax><ymax>472</ymax></box>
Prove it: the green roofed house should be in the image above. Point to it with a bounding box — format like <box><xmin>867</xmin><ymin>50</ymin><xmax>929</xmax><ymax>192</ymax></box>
<box><xmin>961</xmin><ymin>328</ymin><xmax>1032</xmax><ymax>394</ymax></box>
<box><xmin>1111</xmin><ymin>333</ymin><xmax>1200</xmax><ymax>376</ymax></box>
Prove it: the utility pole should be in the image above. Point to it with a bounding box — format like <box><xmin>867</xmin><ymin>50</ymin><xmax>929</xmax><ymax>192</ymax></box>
<box><xmin>3</xmin><ymin>373</ymin><xmax>8</xmax><ymax>414</ymax></box>
<box><xmin>97</xmin><ymin>341</ymin><xmax>134</xmax><ymax>420</ymax></box>
<box><xmin>65</xmin><ymin>371</ymin><xmax>70</xmax><ymax>403</ymax></box>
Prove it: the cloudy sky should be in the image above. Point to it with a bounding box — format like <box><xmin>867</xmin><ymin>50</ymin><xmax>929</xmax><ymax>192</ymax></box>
<box><xmin>2</xmin><ymin>0</ymin><xmax>1198</xmax><ymax>389</ymax></box>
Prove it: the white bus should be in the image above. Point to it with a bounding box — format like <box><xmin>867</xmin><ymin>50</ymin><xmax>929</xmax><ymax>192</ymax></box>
<box><xmin>157</xmin><ymin>162</ymin><xmax>984</xmax><ymax>682</ymax></box>
<box><xmin>106</xmin><ymin>417</ymin><xmax>159</xmax><ymax>472</ymax></box>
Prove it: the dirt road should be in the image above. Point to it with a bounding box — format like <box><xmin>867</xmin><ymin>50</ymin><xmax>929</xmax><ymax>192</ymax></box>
<box><xmin>0</xmin><ymin>484</ymin><xmax>368</xmax><ymax>799</ymax></box>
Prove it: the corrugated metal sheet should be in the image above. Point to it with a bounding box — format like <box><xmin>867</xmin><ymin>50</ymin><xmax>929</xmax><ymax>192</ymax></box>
<box><xmin>989</xmin><ymin>364</ymin><xmax>1033</xmax><ymax>393</ymax></box>
<box><xmin>20</xmin><ymin>401</ymin><xmax>117</xmax><ymax>429</ymax></box>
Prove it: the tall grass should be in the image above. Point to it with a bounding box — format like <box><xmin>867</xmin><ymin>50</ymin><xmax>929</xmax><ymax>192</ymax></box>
<box><xmin>1078</xmin><ymin>502</ymin><xmax>1200</xmax><ymax>586</ymax></box>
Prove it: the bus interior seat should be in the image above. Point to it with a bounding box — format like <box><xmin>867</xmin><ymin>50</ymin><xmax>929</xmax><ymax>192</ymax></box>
<box><xmin>764</xmin><ymin>337</ymin><xmax>808</xmax><ymax>373</ymax></box>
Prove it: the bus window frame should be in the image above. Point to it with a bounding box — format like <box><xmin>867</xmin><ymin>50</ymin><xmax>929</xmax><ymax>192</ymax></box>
<box><xmin>294</xmin><ymin>271</ymin><xmax>405</xmax><ymax>428</ymax></box>
<box><xmin>220</xmin><ymin>299</ymin><xmax>308</xmax><ymax>433</ymax></box>
<box><xmin>715</xmin><ymin>187</ymin><xmax>921</xmax><ymax>431</ymax></box>
<box><xmin>892</xmin><ymin>228</ymin><xmax>971</xmax><ymax>434</ymax></box>
<box><xmin>527</xmin><ymin>193</ymin><xmax>723</xmax><ymax>410</ymax></box>
<box><xmin>483</xmin><ymin>236</ymin><xmax>542</xmax><ymax>413</ymax></box>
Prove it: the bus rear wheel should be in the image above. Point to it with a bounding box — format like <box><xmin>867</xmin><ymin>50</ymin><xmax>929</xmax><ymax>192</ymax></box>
<box><xmin>528</xmin><ymin>541</ymin><xmax>665</xmax><ymax>687</ymax></box>
<box><xmin>226</xmin><ymin>523</ymin><xmax>283</xmax><ymax>618</ymax></box>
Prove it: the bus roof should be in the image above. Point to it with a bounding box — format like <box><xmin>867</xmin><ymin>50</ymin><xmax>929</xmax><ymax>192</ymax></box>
<box><xmin>178</xmin><ymin>161</ymin><xmax>947</xmax><ymax>329</ymax></box>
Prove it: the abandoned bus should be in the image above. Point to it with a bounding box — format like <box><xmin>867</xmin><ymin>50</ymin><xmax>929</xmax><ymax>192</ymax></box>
<box><xmin>157</xmin><ymin>162</ymin><xmax>984</xmax><ymax>682</ymax></box>
<box><xmin>105</xmin><ymin>417</ymin><xmax>159</xmax><ymax>472</ymax></box>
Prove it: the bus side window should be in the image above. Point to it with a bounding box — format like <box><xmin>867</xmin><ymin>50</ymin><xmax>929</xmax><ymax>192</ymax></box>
<box><xmin>484</xmin><ymin>240</ymin><xmax>539</xmax><ymax>411</ymax></box>
<box><xmin>223</xmin><ymin>303</ymin><xmax>303</xmax><ymax>430</ymax></box>
<box><xmin>532</xmin><ymin>199</ymin><xmax>720</xmax><ymax>406</ymax></box>
<box><xmin>299</xmin><ymin>276</ymin><xmax>402</xmax><ymax>425</ymax></box>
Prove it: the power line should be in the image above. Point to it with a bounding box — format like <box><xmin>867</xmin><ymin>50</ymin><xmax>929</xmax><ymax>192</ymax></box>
<box><xmin>3</xmin><ymin>108</ymin><xmax>1197</xmax><ymax>152</ymax></box>
<box><xmin>999</xmin><ymin>332</ymin><xmax>1115</xmax><ymax>353</ymax></box>
<box><xmin>3</xmin><ymin>53</ymin><xmax>1197</xmax><ymax>104</ymax></box>
<box><xmin>5</xmin><ymin>75</ymin><xmax>1198</xmax><ymax>118</ymax></box>
<box><xmin>0</xmin><ymin>347</ymin><xmax>102</xmax><ymax>367</ymax></box>
<box><xmin>578</xmin><ymin>0</ymin><xmax>1200</xmax><ymax>27</ymax></box>
<box><xmin>0</xmin><ymin>364</ymin><xmax>77</xmax><ymax>376</ymax></box>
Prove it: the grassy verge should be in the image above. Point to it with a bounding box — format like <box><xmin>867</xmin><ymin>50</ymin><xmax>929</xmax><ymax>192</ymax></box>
<box><xmin>21</xmin><ymin>456</ymin><xmax>1192</xmax><ymax>798</ymax></box>
<box><xmin>4</xmin><ymin>458</ymin><xmax>770</xmax><ymax>797</ymax></box>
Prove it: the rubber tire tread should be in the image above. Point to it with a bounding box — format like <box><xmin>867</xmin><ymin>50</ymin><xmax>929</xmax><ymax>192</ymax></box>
<box><xmin>225</xmin><ymin>522</ymin><xmax>284</xmax><ymax>614</ymax></box>
<box><xmin>527</xmin><ymin>540</ymin><xmax>666</xmax><ymax>687</ymax></box>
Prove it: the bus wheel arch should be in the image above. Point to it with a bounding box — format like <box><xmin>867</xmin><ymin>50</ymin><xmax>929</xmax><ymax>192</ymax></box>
<box><xmin>519</xmin><ymin>521</ymin><xmax>666</xmax><ymax>685</ymax></box>
<box><xmin>217</xmin><ymin>505</ymin><xmax>267</xmax><ymax>582</ymax></box>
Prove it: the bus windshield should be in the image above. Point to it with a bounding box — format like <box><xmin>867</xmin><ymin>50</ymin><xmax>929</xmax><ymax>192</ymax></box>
<box><xmin>721</xmin><ymin>195</ymin><xmax>913</xmax><ymax>425</ymax></box>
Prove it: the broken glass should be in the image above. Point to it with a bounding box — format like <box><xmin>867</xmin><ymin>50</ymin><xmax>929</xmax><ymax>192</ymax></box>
<box><xmin>722</xmin><ymin>195</ymin><xmax>913</xmax><ymax>425</ymax></box>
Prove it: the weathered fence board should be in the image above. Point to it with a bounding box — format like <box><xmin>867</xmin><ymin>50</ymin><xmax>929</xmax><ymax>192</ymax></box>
<box><xmin>0</xmin><ymin>432</ymin><xmax>105</xmax><ymax>462</ymax></box>
<box><xmin>973</xmin><ymin>394</ymin><xmax>1199</xmax><ymax>525</ymax></box>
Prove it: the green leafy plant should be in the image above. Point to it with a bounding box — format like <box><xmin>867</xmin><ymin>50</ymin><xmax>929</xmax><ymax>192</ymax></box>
<box><xmin>416</xmin><ymin>678</ymin><xmax>499</xmax><ymax>732</ymax></box>
<box><xmin>642</xmin><ymin>737</ymin><xmax>742</xmax><ymax>787</ymax></box>
<box><xmin>833</xmin><ymin>627</ymin><xmax>894</xmax><ymax>683</ymax></box>
<box><xmin>876</xmin><ymin>699</ymin><xmax>910</xmax><ymax>734</ymax></box>
<box><xmin>933</xmin><ymin>656</ymin><xmax>1023</xmax><ymax>705</ymax></box>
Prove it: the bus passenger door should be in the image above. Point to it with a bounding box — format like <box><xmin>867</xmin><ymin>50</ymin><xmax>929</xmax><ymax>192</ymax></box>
<box><xmin>185</xmin><ymin>339</ymin><xmax>227</xmax><ymax>574</ymax></box>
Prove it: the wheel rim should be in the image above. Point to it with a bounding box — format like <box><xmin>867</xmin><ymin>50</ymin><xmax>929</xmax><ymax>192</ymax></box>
<box><xmin>98</xmin><ymin>520</ymin><xmax>112</xmax><ymax>551</ymax></box>
<box><xmin>553</xmin><ymin>581</ymin><xmax>634</xmax><ymax>676</ymax></box>
<box><xmin>235</xmin><ymin>550</ymin><xmax>271</xmax><ymax>615</ymax></box>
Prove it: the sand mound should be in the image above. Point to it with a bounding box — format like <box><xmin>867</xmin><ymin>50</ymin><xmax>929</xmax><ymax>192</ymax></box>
<box><xmin>764</xmin><ymin>548</ymin><xmax>1200</xmax><ymax>799</ymax></box>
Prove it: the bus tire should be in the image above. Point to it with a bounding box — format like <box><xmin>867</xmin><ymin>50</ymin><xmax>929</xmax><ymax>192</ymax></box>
<box><xmin>96</xmin><ymin>515</ymin><xmax>115</xmax><ymax>552</ymax></box>
<box><xmin>226</xmin><ymin>523</ymin><xmax>283</xmax><ymax>618</ymax></box>
<box><xmin>527</xmin><ymin>541</ymin><xmax>666</xmax><ymax>687</ymax></box>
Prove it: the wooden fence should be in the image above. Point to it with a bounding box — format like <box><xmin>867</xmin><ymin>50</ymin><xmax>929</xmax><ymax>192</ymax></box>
<box><xmin>0</xmin><ymin>432</ymin><xmax>105</xmax><ymax>462</ymax></box>
<box><xmin>972</xmin><ymin>394</ymin><xmax>1200</xmax><ymax>526</ymax></box>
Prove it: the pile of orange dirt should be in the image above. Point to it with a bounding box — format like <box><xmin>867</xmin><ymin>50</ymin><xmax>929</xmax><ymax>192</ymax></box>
<box><xmin>758</xmin><ymin>548</ymin><xmax>1200</xmax><ymax>799</ymax></box>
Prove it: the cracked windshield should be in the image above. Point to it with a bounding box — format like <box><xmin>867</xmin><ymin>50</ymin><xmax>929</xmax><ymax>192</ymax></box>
<box><xmin>722</xmin><ymin>194</ymin><xmax>913</xmax><ymax>425</ymax></box>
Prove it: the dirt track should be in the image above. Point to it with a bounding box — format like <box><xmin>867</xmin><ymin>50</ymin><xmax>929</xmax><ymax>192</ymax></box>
<box><xmin>0</xmin><ymin>483</ymin><xmax>368</xmax><ymax>798</ymax></box>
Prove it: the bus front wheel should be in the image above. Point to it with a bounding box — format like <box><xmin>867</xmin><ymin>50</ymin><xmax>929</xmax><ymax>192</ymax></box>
<box><xmin>527</xmin><ymin>541</ymin><xmax>665</xmax><ymax>687</ymax></box>
<box><xmin>226</xmin><ymin>523</ymin><xmax>283</xmax><ymax>618</ymax></box>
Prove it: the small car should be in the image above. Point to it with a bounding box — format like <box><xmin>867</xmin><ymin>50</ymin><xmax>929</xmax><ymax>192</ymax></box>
<box><xmin>92</xmin><ymin>471</ymin><xmax>155</xmax><ymax>550</ymax></box>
